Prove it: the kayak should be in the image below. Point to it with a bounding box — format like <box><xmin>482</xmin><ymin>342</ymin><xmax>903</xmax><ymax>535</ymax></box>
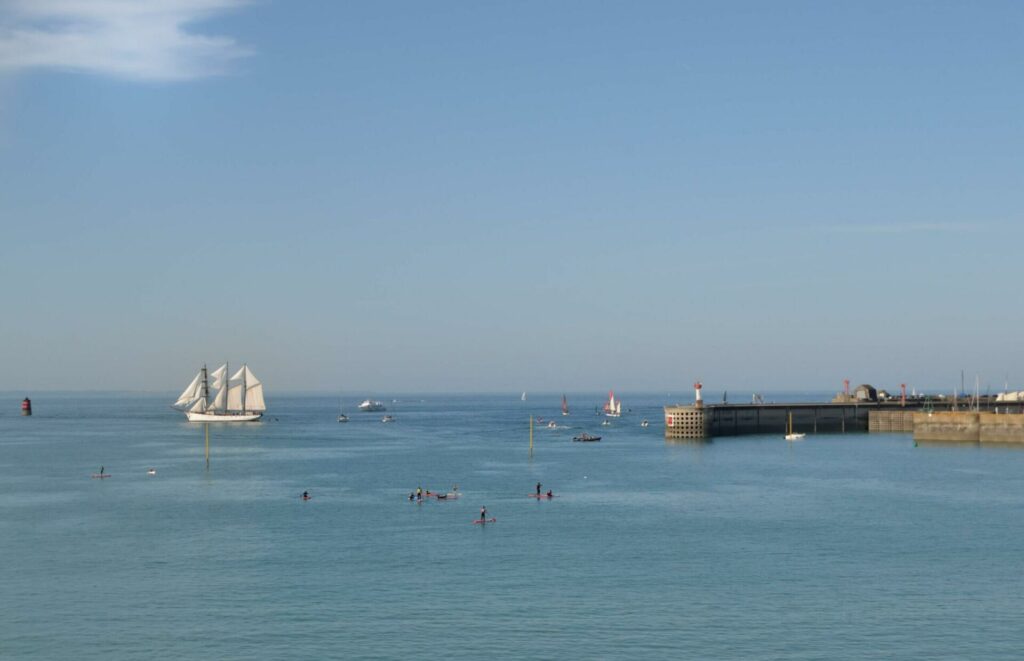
<box><xmin>473</xmin><ymin>518</ymin><xmax>497</xmax><ymax>525</ymax></box>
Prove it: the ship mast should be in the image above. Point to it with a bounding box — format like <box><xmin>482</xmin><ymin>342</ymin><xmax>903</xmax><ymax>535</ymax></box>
<box><xmin>201</xmin><ymin>364</ymin><xmax>209</xmax><ymax>411</ymax></box>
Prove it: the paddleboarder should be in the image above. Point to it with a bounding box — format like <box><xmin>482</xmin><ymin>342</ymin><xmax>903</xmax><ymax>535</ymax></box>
<box><xmin>480</xmin><ymin>505</ymin><xmax>487</xmax><ymax>522</ymax></box>
<box><xmin>536</xmin><ymin>482</ymin><xmax>541</xmax><ymax>496</ymax></box>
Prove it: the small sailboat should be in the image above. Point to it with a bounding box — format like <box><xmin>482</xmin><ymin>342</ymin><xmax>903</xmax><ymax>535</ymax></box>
<box><xmin>174</xmin><ymin>364</ymin><xmax>265</xmax><ymax>422</ymax></box>
<box><xmin>521</xmin><ymin>391</ymin><xmax>527</xmax><ymax>401</ymax></box>
<box><xmin>641</xmin><ymin>419</ymin><xmax>649</xmax><ymax>428</ymax></box>
<box><xmin>561</xmin><ymin>394</ymin><xmax>569</xmax><ymax>416</ymax></box>
<box><xmin>784</xmin><ymin>412</ymin><xmax>806</xmax><ymax>441</ymax></box>
<box><xmin>603</xmin><ymin>390</ymin><xmax>622</xmax><ymax>417</ymax></box>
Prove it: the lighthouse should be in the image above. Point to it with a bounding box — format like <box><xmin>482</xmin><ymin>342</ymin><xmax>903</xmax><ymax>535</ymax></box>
<box><xmin>21</xmin><ymin>398</ymin><xmax>32</xmax><ymax>416</ymax></box>
<box><xmin>694</xmin><ymin>382</ymin><xmax>703</xmax><ymax>408</ymax></box>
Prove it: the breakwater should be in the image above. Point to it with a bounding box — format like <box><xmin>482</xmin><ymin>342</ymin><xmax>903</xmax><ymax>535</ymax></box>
<box><xmin>913</xmin><ymin>411</ymin><xmax>1024</xmax><ymax>444</ymax></box>
<box><xmin>664</xmin><ymin>400</ymin><xmax>1020</xmax><ymax>440</ymax></box>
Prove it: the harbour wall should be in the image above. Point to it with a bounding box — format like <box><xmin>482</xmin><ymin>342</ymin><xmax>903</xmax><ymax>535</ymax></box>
<box><xmin>666</xmin><ymin>403</ymin><xmax>878</xmax><ymax>439</ymax></box>
<box><xmin>913</xmin><ymin>411</ymin><xmax>1024</xmax><ymax>444</ymax></box>
<box><xmin>664</xmin><ymin>401</ymin><xmax>1023</xmax><ymax>440</ymax></box>
<box><xmin>707</xmin><ymin>404</ymin><xmax>869</xmax><ymax>436</ymax></box>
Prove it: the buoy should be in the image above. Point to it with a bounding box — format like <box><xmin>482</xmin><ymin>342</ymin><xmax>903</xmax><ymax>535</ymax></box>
<box><xmin>21</xmin><ymin>397</ymin><xmax>31</xmax><ymax>416</ymax></box>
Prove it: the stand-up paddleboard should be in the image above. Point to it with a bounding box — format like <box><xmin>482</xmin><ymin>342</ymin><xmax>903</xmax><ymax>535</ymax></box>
<box><xmin>473</xmin><ymin>518</ymin><xmax>497</xmax><ymax>525</ymax></box>
<box><xmin>91</xmin><ymin>474</ymin><xmax>111</xmax><ymax>479</ymax></box>
<box><xmin>528</xmin><ymin>494</ymin><xmax>556</xmax><ymax>498</ymax></box>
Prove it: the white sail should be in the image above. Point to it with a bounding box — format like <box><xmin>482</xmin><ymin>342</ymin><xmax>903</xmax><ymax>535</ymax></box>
<box><xmin>241</xmin><ymin>366</ymin><xmax>265</xmax><ymax>411</ymax></box>
<box><xmin>189</xmin><ymin>396</ymin><xmax>207</xmax><ymax>412</ymax></box>
<box><xmin>175</xmin><ymin>372</ymin><xmax>203</xmax><ymax>407</ymax></box>
<box><xmin>227</xmin><ymin>383</ymin><xmax>244</xmax><ymax>411</ymax></box>
<box><xmin>208</xmin><ymin>385</ymin><xmax>226</xmax><ymax>412</ymax></box>
<box><xmin>230</xmin><ymin>365</ymin><xmax>247</xmax><ymax>383</ymax></box>
<box><xmin>246</xmin><ymin>382</ymin><xmax>266</xmax><ymax>411</ymax></box>
<box><xmin>209</xmin><ymin>364</ymin><xmax>228</xmax><ymax>390</ymax></box>
<box><xmin>242</xmin><ymin>365</ymin><xmax>260</xmax><ymax>387</ymax></box>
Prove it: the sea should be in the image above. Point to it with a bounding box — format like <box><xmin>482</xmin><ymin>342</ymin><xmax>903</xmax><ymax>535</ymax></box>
<box><xmin>2</xmin><ymin>392</ymin><xmax>1023</xmax><ymax>660</ymax></box>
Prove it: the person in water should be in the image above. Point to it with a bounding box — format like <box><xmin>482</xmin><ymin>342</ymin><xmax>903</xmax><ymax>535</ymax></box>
<box><xmin>546</xmin><ymin>489</ymin><xmax>553</xmax><ymax>498</ymax></box>
<box><xmin>536</xmin><ymin>482</ymin><xmax>542</xmax><ymax>495</ymax></box>
<box><xmin>302</xmin><ymin>490</ymin><xmax>310</xmax><ymax>500</ymax></box>
<box><xmin>408</xmin><ymin>492</ymin><xmax>415</xmax><ymax>501</ymax></box>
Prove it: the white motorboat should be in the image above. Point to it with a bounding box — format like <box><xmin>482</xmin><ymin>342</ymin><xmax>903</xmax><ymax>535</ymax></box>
<box><xmin>358</xmin><ymin>399</ymin><xmax>386</xmax><ymax>412</ymax></box>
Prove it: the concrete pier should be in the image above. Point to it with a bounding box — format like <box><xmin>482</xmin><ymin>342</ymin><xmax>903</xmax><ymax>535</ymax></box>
<box><xmin>664</xmin><ymin>400</ymin><xmax>1015</xmax><ymax>440</ymax></box>
<box><xmin>913</xmin><ymin>411</ymin><xmax>1024</xmax><ymax>444</ymax></box>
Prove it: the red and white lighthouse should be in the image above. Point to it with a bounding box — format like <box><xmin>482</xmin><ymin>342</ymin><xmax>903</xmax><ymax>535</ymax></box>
<box><xmin>694</xmin><ymin>382</ymin><xmax>703</xmax><ymax>408</ymax></box>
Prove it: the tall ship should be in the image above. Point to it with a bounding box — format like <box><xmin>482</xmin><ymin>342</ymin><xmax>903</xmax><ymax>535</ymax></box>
<box><xmin>603</xmin><ymin>390</ymin><xmax>622</xmax><ymax>417</ymax></box>
<box><xmin>174</xmin><ymin>364</ymin><xmax>266</xmax><ymax>422</ymax></box>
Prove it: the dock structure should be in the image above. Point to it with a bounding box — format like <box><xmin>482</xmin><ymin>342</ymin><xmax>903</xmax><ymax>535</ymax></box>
<box><xmin>913</xmin><ymin>411</ymin><xmax>1024</xmax><ymax>444</ymax></box>
<box><xmin>664</xmin><ymin>382</ymin><xmax>711</xmax><ymax>440</ymax></box>
<box><xmin>664</xmin><ymin>398</ymin><xmax>1018</xmax><ymax>440</ymax></box>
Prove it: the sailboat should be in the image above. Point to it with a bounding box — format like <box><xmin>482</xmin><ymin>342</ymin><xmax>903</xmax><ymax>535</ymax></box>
<box><xmin>174</xmin><ymin>364</ymin><xmax>266</xmax><ymax>422</ymax></box>
<box><xmin>603</xmin><ymin>390</ymin><xmax>622</xmax><ymax>417</ymax></box>
<box><xmin>521</xmin><ymin>391</ymin><xmax>527</xmax><ymax>401</ymax></box>
<box><xmin>561</xmin><ymin>394</ymin><xmax>569</xmax><ymax>416</ymax></box>
<box><xmin>338</xmin><ymin>398</ymin><xmax>349</xmax><ymax>423</ymax></box>
<box><xmin>784</xmin><ymin>412</ymin><xmax>805</xmax><ymax>441</ymax></box>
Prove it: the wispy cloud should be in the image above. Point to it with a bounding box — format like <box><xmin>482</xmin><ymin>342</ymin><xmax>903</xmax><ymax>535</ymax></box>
<box><xmin>822</xmin><ymin>222</ymin><xmax>981</xmax><ymax>235</ymax></box>
<box><xmin>0</xmin><ymin>0</ymin><xmax>252</xmax><ymax>81</ymax></box>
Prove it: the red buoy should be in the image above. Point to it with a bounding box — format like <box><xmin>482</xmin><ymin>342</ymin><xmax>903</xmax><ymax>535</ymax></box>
<box><xmin>21</xmin><ymin>397</ymin><xmax>32</xmax><ymax>416</ymax></box>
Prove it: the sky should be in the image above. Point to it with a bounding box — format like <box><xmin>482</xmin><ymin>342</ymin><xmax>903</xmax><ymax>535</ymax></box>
<box><xmin>0</xmin><ymin>0</ymin><xmax>1022</xmax><ymax>394</ymax></box>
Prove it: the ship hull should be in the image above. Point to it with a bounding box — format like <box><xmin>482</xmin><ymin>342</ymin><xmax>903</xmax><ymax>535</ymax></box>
<box><xmin>186</xmin><ymin>411</ymin><xmax>263</xmax><ymax>422</ymax></box>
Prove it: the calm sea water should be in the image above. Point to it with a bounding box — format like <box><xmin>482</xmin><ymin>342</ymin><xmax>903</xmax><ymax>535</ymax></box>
<box><xmin>2</xmin><ymin>392</ymin><xmax>1023</xmax><ymax>660</ymax></box>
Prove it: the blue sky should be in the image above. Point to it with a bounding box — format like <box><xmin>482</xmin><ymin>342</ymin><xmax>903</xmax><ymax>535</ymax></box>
<box><xmin>1</xmin><ymin>1</ymin><xmax>1022</xmax><ymax>394</ymax></box>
